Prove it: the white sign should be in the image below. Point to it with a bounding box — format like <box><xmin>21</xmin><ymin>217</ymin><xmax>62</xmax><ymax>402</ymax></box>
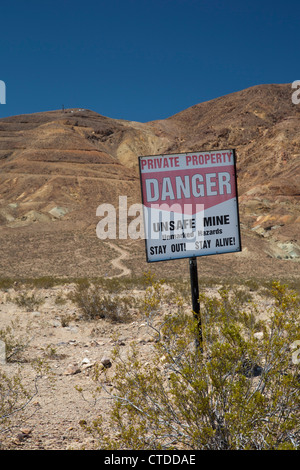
<box><xmin>139</xmin><ymin>150</ymin><xmax>241</xmax><ymax>262</ymax></box>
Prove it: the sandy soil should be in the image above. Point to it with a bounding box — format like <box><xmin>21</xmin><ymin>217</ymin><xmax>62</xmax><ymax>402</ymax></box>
<box><xmin>0</xmin><ymin>275</ymin><xmax>175</xmax><ymax>451</ymax></box>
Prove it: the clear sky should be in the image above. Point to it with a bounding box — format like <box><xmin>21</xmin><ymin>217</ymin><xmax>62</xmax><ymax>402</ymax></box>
<box><xmin>0</xmin><ymin>0</ymin><xmax>299</xmax><ymax>122</ymax></box>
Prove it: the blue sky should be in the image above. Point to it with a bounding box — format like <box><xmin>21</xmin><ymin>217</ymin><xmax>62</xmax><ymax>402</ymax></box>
<box><xmin>1</xmin><ymin>0</ymin><xmax>299</xmax><ymax>122</ymax></box>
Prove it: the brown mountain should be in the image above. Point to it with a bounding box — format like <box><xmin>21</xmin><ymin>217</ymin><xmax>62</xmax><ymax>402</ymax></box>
<box><xmin>0</xmin><ymin>83</ymin><xmax>299</xmax><ymax>280</ymax></box>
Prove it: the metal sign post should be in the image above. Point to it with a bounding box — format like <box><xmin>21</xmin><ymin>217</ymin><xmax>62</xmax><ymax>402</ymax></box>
<box><xmin>189</xmin><ymin>257</ymin><xmax>202</xmax><ymax>349</ymax></box>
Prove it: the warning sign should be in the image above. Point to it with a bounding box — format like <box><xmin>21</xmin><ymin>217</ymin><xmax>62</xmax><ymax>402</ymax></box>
<box><xmin>139</xmin><ymin>150</ymin><xmax>242</xmax><ymax>262</ymax></box>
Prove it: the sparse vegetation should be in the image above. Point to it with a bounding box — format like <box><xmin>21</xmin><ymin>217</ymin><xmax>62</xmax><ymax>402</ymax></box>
<box><xmin>69</xmin><ymin>281</ymin><xmax>133</xmax><ymax>323</ymax></box>
<box><xmin>81</xmin><ymin>277</ymin><xmax>300</xmax><ymax>450</ymax></box>
<box><xmin>0</xmin><ymin>369</ymin><xmax>33</xmax><ymax>440</ymax></box>
<box><xmin>0</xmin><ymin>359</ymin><xmax>52</xmax><ymax>447</ymax></box>
<box><xmin>0</xmin><ymin>275</ymin><xmax>299</xmax><ymax>450</ymax></box>
<box><xmin>0</xmin><ymin>319</ymin><xmax>31</xmax><ymax>362</ymax></box>
<box><xmin>0</xmin><ymin>339</ymin><xmax>52</xmax><ymax>447</ymax></box>
<box><xmin>13</xmin><ymin>292</ymin><xmax>44</xmax><ymax>312</ymax></box>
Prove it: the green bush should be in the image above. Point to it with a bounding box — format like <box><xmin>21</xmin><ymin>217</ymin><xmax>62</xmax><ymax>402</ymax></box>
<box><xmin>0</xmin><ymin>319</ymin><xmax>31</xmax><ymax>362</ymax></box>
<box><xmin>0</xmin><ymin>369</ymin><xmax>32</xmax><ymax>436</ymax></box>
<box><xmin>82</xmin><ymin>280</ymin><xmax>300</xmax><ymax>450</ymax></box>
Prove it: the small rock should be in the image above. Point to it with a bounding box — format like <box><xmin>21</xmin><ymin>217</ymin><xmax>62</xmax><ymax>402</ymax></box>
<box><xmin>63</xmin><ymin>363</ymin><xmax>81</xmax><ymax>375</ymax></box>
<box><xmin>31</xmin><ymin>311</ymin><xmax>41</xmax><ymax>317</ymax></box>
<box><xmin>16</xmin><ymin>428</ymin><xmax>31</xmax><ymax>442</ymax></box>
<box><xmin>101</xmin><ymin>356</ymin><xmax>112</xmax><ymax>368</ymax></box>
<box><xmin>20</xmin><ymin>428</ymin><xmax>32</xmax><ymax>436</ymax></box>
<box><xmin>138</xmin><ymin>335</ymin><xmax>154</xmax><ymax>344</ymax></box>
<box><xmin>81</xmin><ymin>357</ymin><xmax>91</xmax><ymax>365</ymax></box>
<box><xmin>254</xmin><ymin>332</ymin><xmax>264</xmax><ymax>340</ymax></box>
<box><xmin>81</xmin><ymin>361</ymin><xmax>95</xmax><ymax>371</ymax></box>
<box><xmin>66</xmin><ymin>326</ymin><xmax>78</xmax><ymax>333</ymax></box>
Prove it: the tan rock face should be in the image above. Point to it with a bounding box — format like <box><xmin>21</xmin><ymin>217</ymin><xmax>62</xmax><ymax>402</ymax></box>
<box><xmin>0</xmin><ymin>84</ymin><xmax>299</xmax><ymax>279</ymax></box>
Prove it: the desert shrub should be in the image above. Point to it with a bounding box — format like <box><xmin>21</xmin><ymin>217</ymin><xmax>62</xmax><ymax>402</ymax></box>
<box><xmin>25</xmin><ymin>277</ymin><xmax>64</xmax><ymax>289</ymax></box>
<box><xmin>13</xmin><ymin>292</ymin><xmax>43</xmax><ymax>312</ymax></box>
<box><xmin>0</xmin><ymin>359</ymin><xmax>52</xmax><ymax>448</ymax></box>
<box><xmin>55</xmin><ymin>293</ymin><xmax>67</xmax><ymax>305</ymax></box>
<box><xmin>82</xmin><ymin>280</ymin><xmax>300</xmax><ymax>450</ymax></box>
<box><xmin>0</xmin><ymin>369</ymin><xmax>32</xmax><ymax>437</ymax></box>
<box><xmin>0</xmin><ymin>319</ymin><xmax>31</xmax><ymax>362</ymax></box>
<box><xmin>0</xmin><ymin>278</ymin><xmax>16</xmax><ymax>290</ymax></box>
<box><xmin>70</xmin><ymin>282</ymin><xmax>132</xmax><ymax>323</ymax></box>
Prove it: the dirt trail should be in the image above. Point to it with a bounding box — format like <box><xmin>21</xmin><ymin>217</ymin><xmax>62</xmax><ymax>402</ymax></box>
<box><xmin>71</xmin><ymin>237</ymin><xmax>132</xmax><ymax>277</ymax></box>
<box><xmin>106</xmin><ymin>242</ymin><xmax>132</xmax><ymax>278</ymax></box>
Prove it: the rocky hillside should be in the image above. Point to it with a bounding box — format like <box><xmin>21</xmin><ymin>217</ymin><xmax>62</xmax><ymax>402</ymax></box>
<box><xmin>0</xmin><ymin>84</ymin><xmax>299</xmax><ymax>280</ymax></box>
